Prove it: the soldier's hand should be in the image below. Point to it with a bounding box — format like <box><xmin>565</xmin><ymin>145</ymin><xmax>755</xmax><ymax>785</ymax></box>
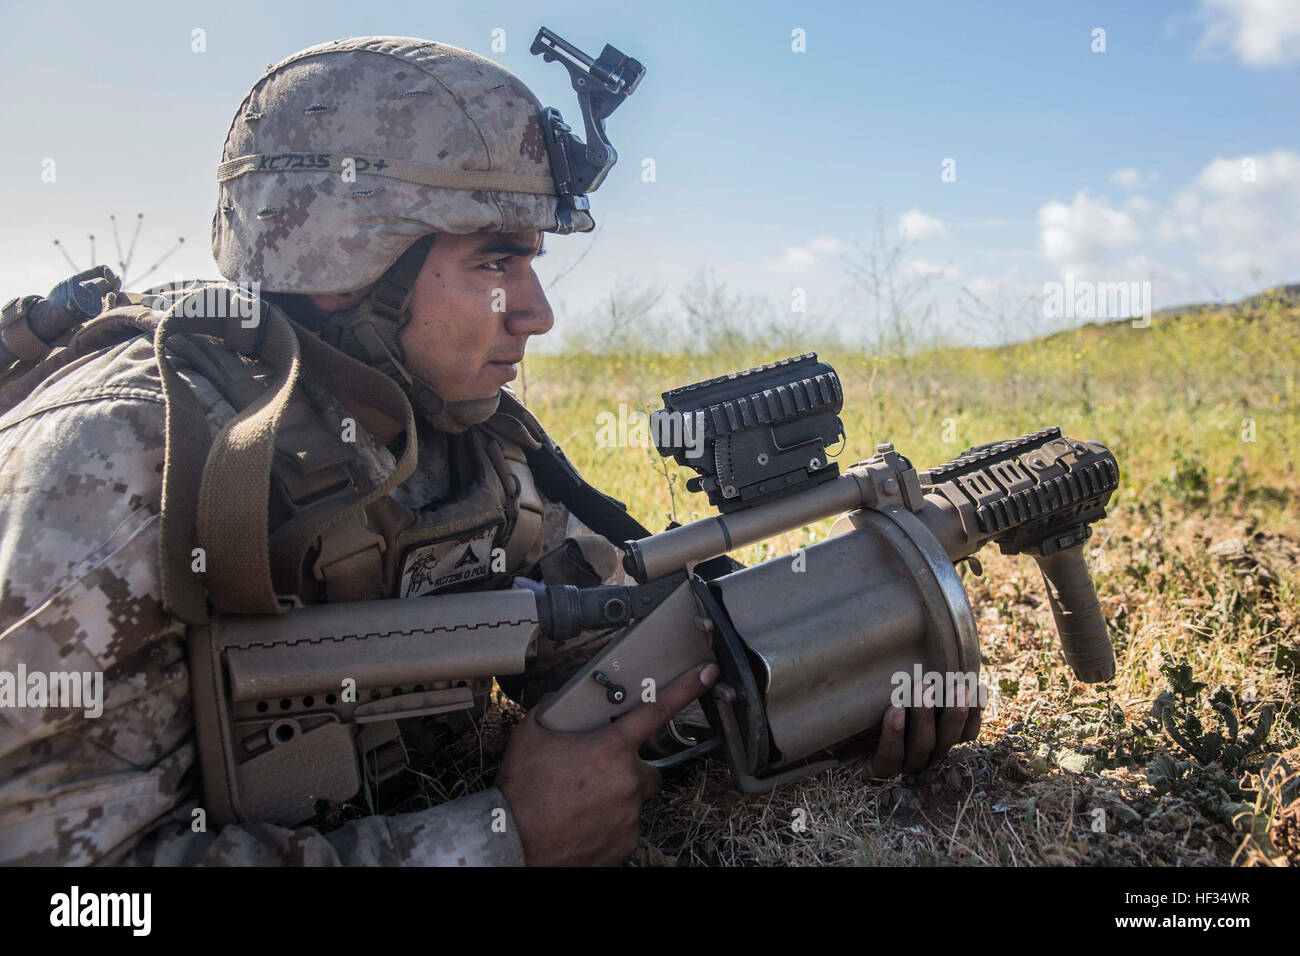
<box><xmin>496</xmin><ymin>661</ymin><xmax>719</xmax><ymax>866</ymax></box>
<box><xmin>863</xmin><ymin>679</ymin><xmax>983</xmax><ymax>779</ymax></box>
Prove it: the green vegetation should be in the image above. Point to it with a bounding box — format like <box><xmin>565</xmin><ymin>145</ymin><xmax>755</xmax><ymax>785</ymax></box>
<box><xmin>524</xmin><ymin>285</ymin><xmax>1298</xmax><ymax>545</ymax></box>
<box><xmin>422</xmin><ymin>287</ymin><xmax>1300</xmax><ymax>865</ymax></box>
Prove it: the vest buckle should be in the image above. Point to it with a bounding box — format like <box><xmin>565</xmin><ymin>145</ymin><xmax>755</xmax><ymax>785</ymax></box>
<box><xmin>312</xmin><ymin>509</ymin><xmax>388</xmax><ymax>601</ymax></box>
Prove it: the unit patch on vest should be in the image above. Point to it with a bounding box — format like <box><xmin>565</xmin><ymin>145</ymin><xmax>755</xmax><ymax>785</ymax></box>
<box><xmin>399</xmin><ymin>524</ymin><xmax>501</xmax><ymax>598</ymax></box>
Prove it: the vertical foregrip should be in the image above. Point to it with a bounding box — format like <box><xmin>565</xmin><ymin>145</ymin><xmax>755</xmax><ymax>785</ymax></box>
<box><xmin>1032</xmin><ymin>546</ymin><xmax>1115</xmax><ymax>683</ymax></box>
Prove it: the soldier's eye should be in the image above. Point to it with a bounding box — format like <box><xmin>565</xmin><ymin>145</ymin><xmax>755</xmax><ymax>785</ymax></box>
<box><xmin>480</xmin><ymin>258</ymin><xmax>509</xmax><ymax>273</ymax></box>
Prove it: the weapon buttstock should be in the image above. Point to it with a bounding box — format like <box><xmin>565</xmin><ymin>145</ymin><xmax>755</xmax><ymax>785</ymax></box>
<box><xmin>1033</xmin><ymin>545</ymin><xmax>1115</xmax><ymax>683</ymax></box>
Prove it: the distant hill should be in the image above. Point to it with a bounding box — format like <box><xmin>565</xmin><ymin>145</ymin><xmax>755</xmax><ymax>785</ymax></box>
<box><xmin>1153</xmin><ymin>283</ymin><xmax>1300</xmax><ymax>319</ymax></box>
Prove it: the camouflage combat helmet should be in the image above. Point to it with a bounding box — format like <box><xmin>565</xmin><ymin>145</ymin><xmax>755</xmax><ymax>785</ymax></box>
<box><xmin>211</xmin><ymin>33</ymin><xmax>640</xmax><ymax>428</ymax></box>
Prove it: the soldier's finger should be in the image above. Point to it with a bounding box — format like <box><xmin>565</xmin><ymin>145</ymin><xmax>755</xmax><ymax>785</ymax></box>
<box><xmin>864</xmin><ymin>705</ymin><xmax>907</xmax><ymax>779</ymax></box>
<box><xmin>932</xmin><ymin>683</ymin><xmax>972</xmax><ymax>762</ymax></box>
<box><xmin>635</xmin><ymin>759</ymin><xmax>662</xmax><ymax>800</ymax></box>
<box><xmin>902</xmin><ymin>691</ymin><xmax>937</xmax><ymax>774</ymax></box>
<box><xmin>961</xmin><ymin>704</ymin><xmax>983</xmax><ymax>742</ymax></box>
<box><xmin>608</xmin><ymin>662</ymin><xmax>719</xmax><ymax>748</ymax></box>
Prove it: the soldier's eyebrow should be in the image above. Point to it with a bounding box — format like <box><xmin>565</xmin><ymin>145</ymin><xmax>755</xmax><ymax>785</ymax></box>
<box><xmin>472</xmin><ymin>235</ymin><xmax>546</xmax><ymax>258</ymax></box>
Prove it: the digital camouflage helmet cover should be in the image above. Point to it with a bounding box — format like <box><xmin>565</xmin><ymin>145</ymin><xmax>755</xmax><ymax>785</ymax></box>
<box><xmin>211</xmin><ymin>31</ymin><xmax>643</xmax><ymax>424</ymax></box>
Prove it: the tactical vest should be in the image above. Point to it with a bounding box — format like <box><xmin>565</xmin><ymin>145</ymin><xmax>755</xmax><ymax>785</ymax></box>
<box><xmin>166</xmin><ymin>319</ymin><xmax>558</xmax><ymax>811</ymax></box>
<box><xmin>183</xmin><ymin>332</ymin><xmax>549</xmax><ymax>606</ymax></box>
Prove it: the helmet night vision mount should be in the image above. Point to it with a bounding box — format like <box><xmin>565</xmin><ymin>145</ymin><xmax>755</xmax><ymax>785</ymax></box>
<box><xmin>530</xmin><ymin>27</ymin><xmax>646</xmax><ymax>233</ymax></box>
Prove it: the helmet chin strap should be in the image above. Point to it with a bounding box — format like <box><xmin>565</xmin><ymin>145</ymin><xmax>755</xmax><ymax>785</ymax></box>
<box><xmin>317</xmin><ymin>234</ymin><xmax>501</xmax><ymax>434</ymax></box>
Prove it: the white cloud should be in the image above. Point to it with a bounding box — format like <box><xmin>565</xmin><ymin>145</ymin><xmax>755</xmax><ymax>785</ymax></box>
<box><xmin>964</xmin><ymin>276</ymin><xmax>1003</xmax><ymax>298</ymax></box>
<box><xmin>1197</xmin><ymin>0</ymin><xmax>1300</xmax><ymax>65</ymax></box>
<box><xmin>898</xmin><ymin>209</ymin><xmax>948</xmax><ymax>240</ymax></box>
<box><xmin>772</xmin><ymin>246</ymin><xmax>817</xmax><ymax>273</ymax></box>
<box><xmin>1110</xmin><ymin>168</ymin><xmax>1159</xmax><ymax>191</ymax></box>
<box><xmin>768</xmin><ymin>235</ymin><xmax>846</xmax><ymax>274</ymax></box>
<box><xmin>1124</xmin><ymin>195</ymin><xmax>1157</xmax><ymax>215</ymax></box>
<box><xmin>1037</xmin><ymin>191</ymin><xmax>1141</xmax><ymax>268</ymax></box>
<box><xmin>956</xmin><ymin>218</ymin><xmax>1021</xmax><ymax>229</ymax></box>
<box><xmin>1161</xmin><ymin>149</ymin><xmax>1300</xmax><ymax>275</ymax></box>
<box><xmin>1159</xmin><ymin>192</ymin><xmax>1203</xmax><ymax>241</ymax></box>
<box><xmin>1118</xmin><ymin>253</ymin><xmax>1196</xmax><ymax>298</ymax></box>
<box><xmin>808</xmin><ymin>236</ymin><xmax>844</xmax><ymax>254</ymax></box>
<box><xmin>900</xmin><ymin>258</ymin><xmax>955</xmax><ymax>280</ymax></box>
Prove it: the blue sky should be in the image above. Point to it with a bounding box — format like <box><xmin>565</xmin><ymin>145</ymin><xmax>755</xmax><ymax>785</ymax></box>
<box><xmin>1</xmin><ymin>0</ymin><xmax>1297</xmax><ymax>347</ymax></box>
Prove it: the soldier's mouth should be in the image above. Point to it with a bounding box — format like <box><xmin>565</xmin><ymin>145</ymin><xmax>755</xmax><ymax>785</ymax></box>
<box><xmin>486</xmin><ymin>356</ymin><xmax>523</xmax><ymax>379</ymax></box>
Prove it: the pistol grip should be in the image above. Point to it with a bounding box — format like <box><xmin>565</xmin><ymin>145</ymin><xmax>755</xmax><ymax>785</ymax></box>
<box><xmin>535</xmin><ymin>579</ymin><xmax>714</xmax><ymax>732</ymax></box>
<box><xmin>1033</xmin><ymin>545</ymin><xmax>1115</xmax><ymax>683</ymax></box>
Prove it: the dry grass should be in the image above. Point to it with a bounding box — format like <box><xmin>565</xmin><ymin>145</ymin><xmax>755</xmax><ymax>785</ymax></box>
<box><xmin>635</xmin><ymin>508</ymin><xmax>1298</xmax><ymax>867</ymax></box>
<box><xmin>402</xmin><ymin>292</ymin><xmax>1300</xmax><ymax>866</ymax></box>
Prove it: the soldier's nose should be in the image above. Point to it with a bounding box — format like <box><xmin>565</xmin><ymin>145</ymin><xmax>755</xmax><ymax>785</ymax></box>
<box><xmin>507</xmin><ymin>274</ymin><xmax>554</xmax><ymax>337</ymax></box>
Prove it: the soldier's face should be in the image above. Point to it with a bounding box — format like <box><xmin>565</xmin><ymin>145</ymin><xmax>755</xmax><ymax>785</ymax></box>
<box><xmin>398</xmin><ymin>230</ymin><xmax>553</xmax><ymax>401</ymax></box>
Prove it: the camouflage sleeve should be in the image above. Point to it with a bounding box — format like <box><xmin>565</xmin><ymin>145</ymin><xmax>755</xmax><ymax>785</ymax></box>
<box><xmin>121</xmin><ymin>789</ymin><xmax>523</xmax><ymax>866</ymax></box>
<box><xmin>538</xmin><ymin>494</ymin><xmax>638</xmax><ymax>588</ymax></box>
<box><xmin>0</xmin><ymin>336</ymin><xmax>524</xmax><ymax>866</ymax></box>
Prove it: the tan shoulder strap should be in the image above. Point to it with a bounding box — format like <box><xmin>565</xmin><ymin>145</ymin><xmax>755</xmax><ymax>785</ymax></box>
<box><xmin>489</xmin><ymin>387</ymin><xmax>546</xmax><ymax>449</ymax></box>
<box><xmin>265</xmin><ymin>320</ymin><xmax>418</xmax><ymax>601</ymax></box>
<box><xmin>155</xmin><ymin>287</ymin><xmax>419</xmax><ymax>620</ymax></box>
<box><xmin>155</xmin><ymin>294</ymin><xmax>288</xmax><ymax>622</ymax></box>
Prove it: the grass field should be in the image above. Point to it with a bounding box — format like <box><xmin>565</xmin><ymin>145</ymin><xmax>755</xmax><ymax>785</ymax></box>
<box><xmin>463</xmin><ymin>288</ymin><xmax>1300</xmax><ymax>866</ymax></box>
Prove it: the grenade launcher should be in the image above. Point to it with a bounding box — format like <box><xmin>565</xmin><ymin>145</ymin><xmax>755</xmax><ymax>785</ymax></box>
<box><xmin>191</xmin><ymin>353</ymin><xmax>1120</xmax><ymax>824</ymax></box>
<box><xmin>533</xmin><ymin>353</ymin><xmax>1121</xmax><ymax>791</ymax></box>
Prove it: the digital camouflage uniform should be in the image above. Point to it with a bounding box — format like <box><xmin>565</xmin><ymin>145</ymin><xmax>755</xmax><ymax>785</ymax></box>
<box><xmin>0</xmin><ymin>37</ymin><xmax>627</xmax><ymax>865</ymax></box>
